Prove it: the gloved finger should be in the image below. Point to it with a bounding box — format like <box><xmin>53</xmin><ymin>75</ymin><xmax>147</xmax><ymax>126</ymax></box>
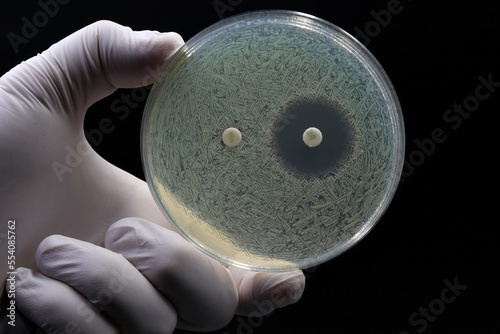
<box><xmin>228</xmin><ymin>267</ymin><xmax>305</xmax><ymax>316</ymax></box>
<box><xmin>105</xmin><ymin>218</ymin><xmax>239</xmax><ymax>331</ymax></box>
<box><xmin>36</xmin><ymin>234</ymin><xmax>178</xmax><ymax>334</ymax></box>
<box><xmin>1</xmin><ymin>277</ymin><xmax>42</xmax><ymax>334</ymax></box>
<box><xmin>0</xmin><ymin>20</ymin><xmax>183</xmax><ymax>118</ymax></box>
<box><xmin>8</xmin><ymin>267</ymin><xmax>118</xmax><ymax>334</ymax></box>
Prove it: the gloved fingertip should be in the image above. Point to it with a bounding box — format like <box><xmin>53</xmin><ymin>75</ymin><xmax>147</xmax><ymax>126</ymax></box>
<box><xmin>104</xmin><ymin>217</ymin><xmax>163</xmax><ymax>252</ymax></box>
<box><xmin>105</xmin><ymin>218</ymin><xmax>133</xmax><ymax>245</ymax></box>
<box><xmin>102</xmin><ymin>26</ymin><xmax>185</xmax><ymax>88</ymax></box>
<box><xmin>14</xmin><ymin>267</ymin><xmax>29</xmax><ymax>282</ymax></box>
<box><xmin>4</xmin><ymin>268</ymin><xmax>30</xmax><ymax>293</ymax></box>
<box><xmin>35</xmin><ymin>234</ymin><xmax>75</xmax><ymax>272</ymax></box>
<box><xmin>138</xmin><ymin>31</ymin><xmax>184</xmax><ymax>86</ymax></box>
<box><xmin>257</xmin><ymin>271</ymin><xmax>305</xmax><ymax>309</ymax></box>
<box><xmin>159</xmin><ymin>31</ymin><xmax>185</xmax><ymax>58</ymax></box>
<box><xmin>6</xmin><ymin>268</ymin><xmax>39</xmax><ymax>298</ymax></box>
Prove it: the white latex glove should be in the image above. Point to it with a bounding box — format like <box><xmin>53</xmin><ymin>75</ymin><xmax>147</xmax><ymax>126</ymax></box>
<box><xmin>0</xmin><ymin>21</ymin><xmax>305</xmax><ymax>333</ymax></box>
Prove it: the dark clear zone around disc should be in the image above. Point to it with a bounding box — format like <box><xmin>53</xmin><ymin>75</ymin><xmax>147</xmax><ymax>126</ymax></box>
<box><xmin>272</xmin><ymin>97</ymin><xmax>354</xmax><ymax>178</ymax></box>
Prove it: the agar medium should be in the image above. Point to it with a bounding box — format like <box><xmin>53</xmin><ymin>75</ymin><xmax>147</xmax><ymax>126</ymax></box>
<box><xmin>141</xmin><ymin>10</ymin><xmax>405</xmax><ymax>271</ymax></box>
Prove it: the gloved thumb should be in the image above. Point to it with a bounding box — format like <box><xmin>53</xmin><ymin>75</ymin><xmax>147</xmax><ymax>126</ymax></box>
<box><xmin>1</xmin><ymin>20</ymin><xmax>184</xmax><ymax>121</ymax></box>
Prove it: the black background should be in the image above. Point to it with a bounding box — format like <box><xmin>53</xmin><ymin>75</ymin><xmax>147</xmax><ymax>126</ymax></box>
<box><xmin>1</xmin><ymin>0</ymin><xmax>499</xmax><ymax>333</ymax></box>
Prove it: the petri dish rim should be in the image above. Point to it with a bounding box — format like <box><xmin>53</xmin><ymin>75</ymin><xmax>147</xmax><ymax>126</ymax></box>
<box><xmin>141</xmin><ymin>10</ymin><xmax>405</xmax><ymax>271</ymax></box>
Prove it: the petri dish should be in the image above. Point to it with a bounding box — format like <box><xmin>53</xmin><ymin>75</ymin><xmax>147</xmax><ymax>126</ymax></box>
<box><xmin>141</xmin><ymin>10</ymin><xmax>405</xmax><ymax>271</ymax></box>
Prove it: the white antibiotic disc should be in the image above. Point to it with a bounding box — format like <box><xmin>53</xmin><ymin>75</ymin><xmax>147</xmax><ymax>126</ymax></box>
<box><xmin>303</xmin><ymin>127</ymin><xmax>323</xmax><ymax>147</ymax></box>
<box><xmin>222</xmin><ymin>127</ymin><xmax>242</xmax><ymax>147</ymax></box>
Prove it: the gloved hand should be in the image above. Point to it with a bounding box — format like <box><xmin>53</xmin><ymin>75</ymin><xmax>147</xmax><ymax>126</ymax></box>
<box><xmin>0</xmin><ymin>20</ymin><xmax>305</xmax><ymax>333</ymax></box>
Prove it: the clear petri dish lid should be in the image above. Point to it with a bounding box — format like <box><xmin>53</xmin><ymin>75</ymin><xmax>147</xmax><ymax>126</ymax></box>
<box><xmin>141</xmin><ymin>10</ymin><xmax>405</xmax><ymax>271</ymax></box>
